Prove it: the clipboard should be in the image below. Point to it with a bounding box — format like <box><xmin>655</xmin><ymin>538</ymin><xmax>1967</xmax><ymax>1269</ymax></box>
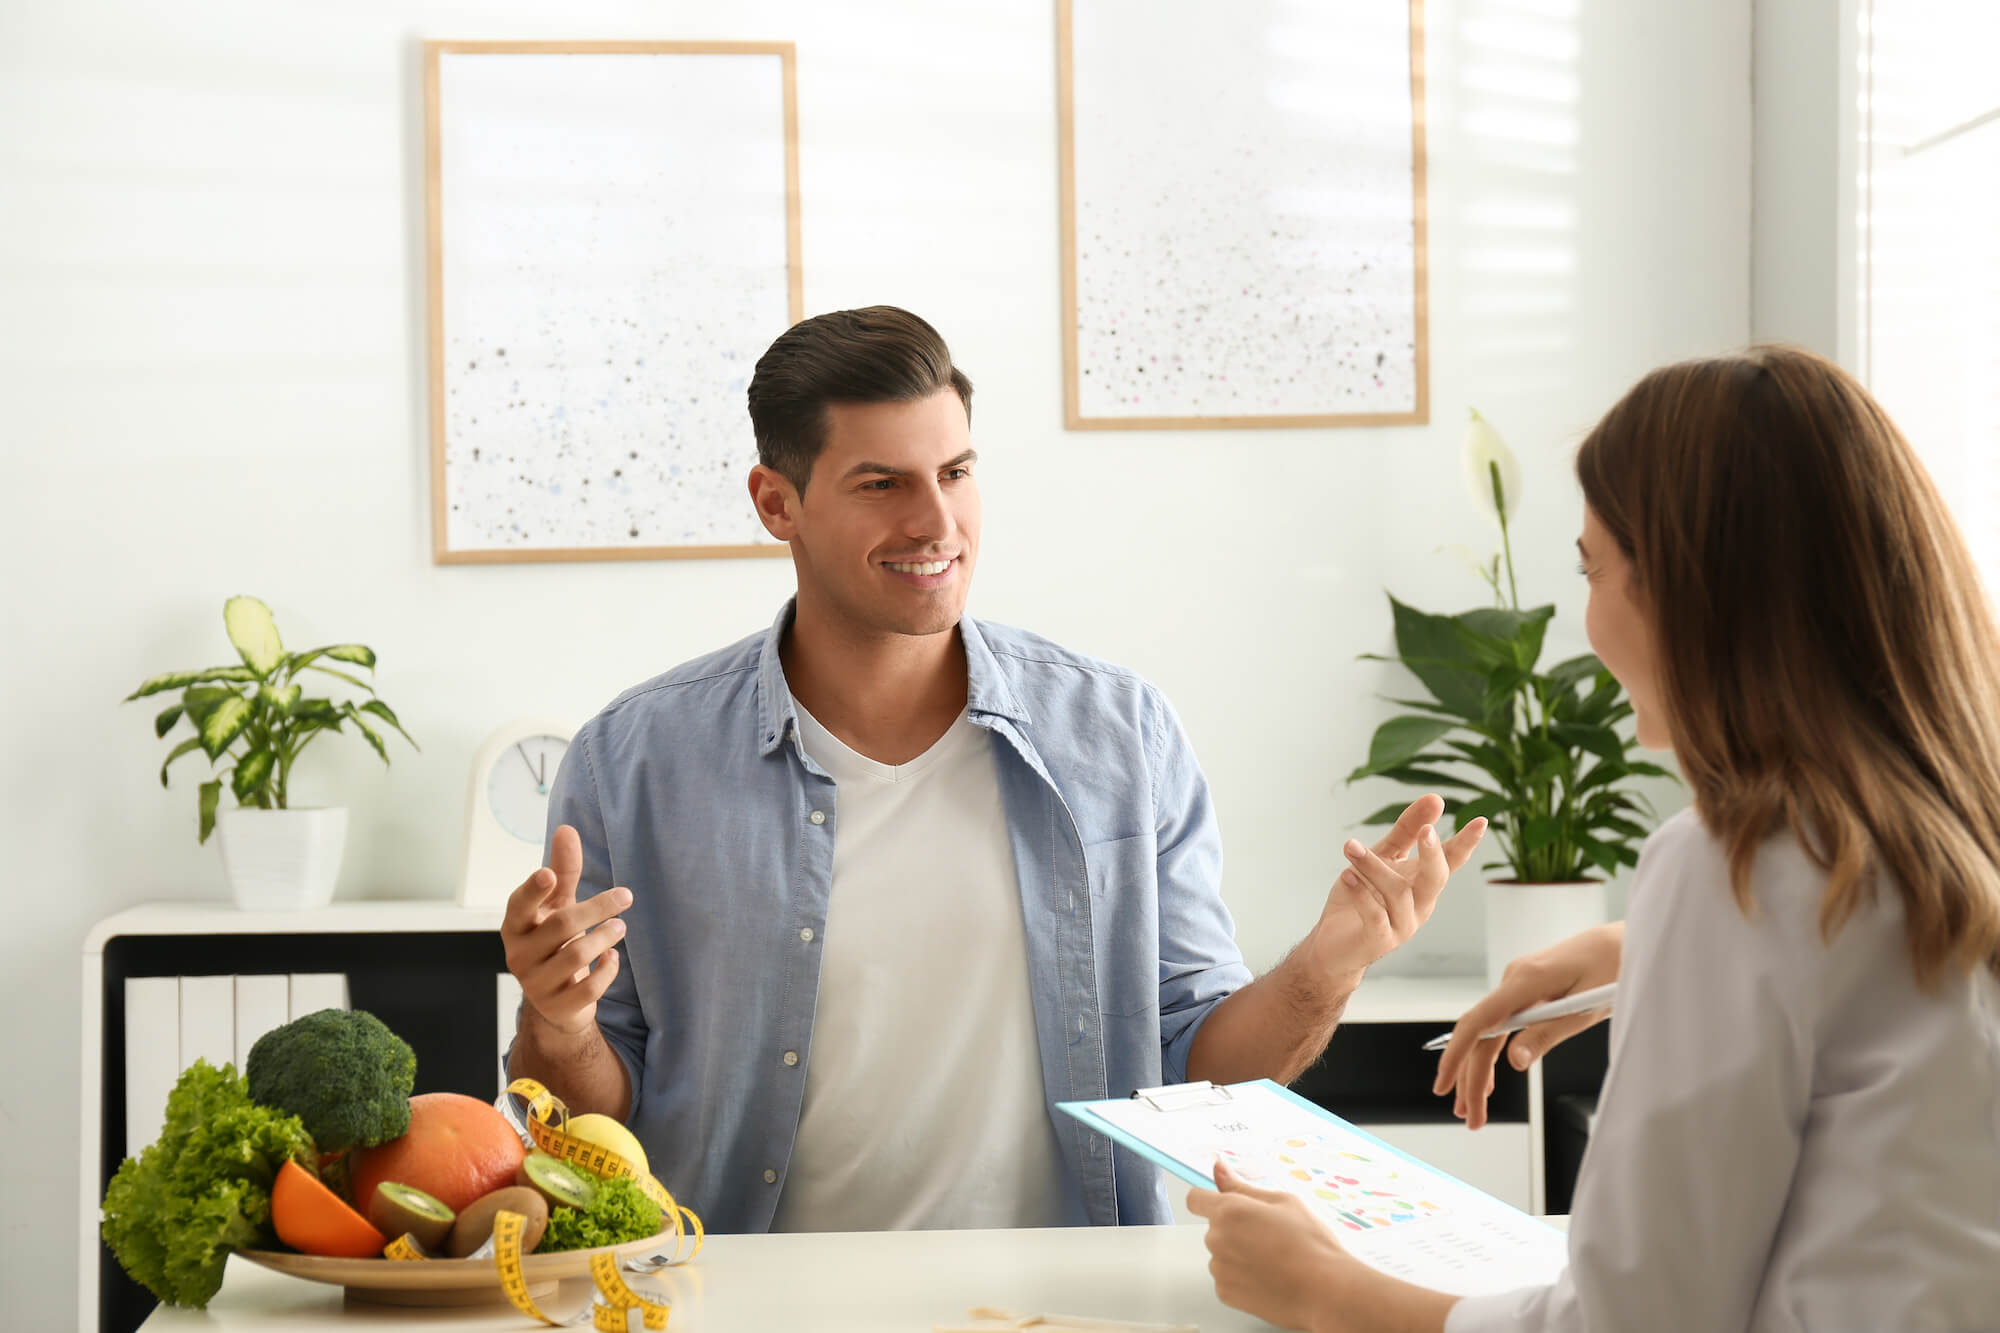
<box><xmin>1058</xmin><ymin>1078</ymin><xmax>1568</xmax><ymax>1298</ymax></box>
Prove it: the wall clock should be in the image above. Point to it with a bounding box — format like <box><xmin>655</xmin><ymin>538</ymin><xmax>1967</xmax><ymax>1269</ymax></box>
<box><xmin>458</xmin><ymin>718</ymin><xmax>575</xmax><ymax>908</ymax></box>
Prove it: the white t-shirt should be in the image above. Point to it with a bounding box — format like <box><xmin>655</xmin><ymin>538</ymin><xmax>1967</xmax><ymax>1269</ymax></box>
<box><xmin>770</xmin><ymin>706</ymin><xmax>1071</xmax><ymax>1232</ymax></box>
<box><xmin>1448</xmin><ymin>808</ymin><xmax>2000</xmax><ymax>1333</ymax></box>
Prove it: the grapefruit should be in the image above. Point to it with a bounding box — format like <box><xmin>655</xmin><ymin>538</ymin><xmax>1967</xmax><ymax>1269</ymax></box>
<box><xmin>271</xmin><ymin>1159</ymin><xmax>387</xmax><ymax>1259</ymax></box>
<box><xmin>349</xmin><ymin>1092</ymin><xmax>526</xmax><ymax>1218</ymax></box>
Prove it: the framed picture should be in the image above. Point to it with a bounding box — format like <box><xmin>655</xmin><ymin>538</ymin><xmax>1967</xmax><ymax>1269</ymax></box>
<box><xmin>425</xmin><ymin>41</ymin><xmax>802</xmax><ymax>563</ymax></box>
<box><xmin>1057</xmin><ymin>0</ymin><xmax>1429</xmax><ymax>430</ymax></box>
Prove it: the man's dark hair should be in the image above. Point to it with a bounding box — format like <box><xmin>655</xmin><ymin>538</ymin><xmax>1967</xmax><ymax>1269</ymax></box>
<box><xmin>746</xmin><ymin>305</ymin><xmax>974</xmax><ymax>494</ymax></box>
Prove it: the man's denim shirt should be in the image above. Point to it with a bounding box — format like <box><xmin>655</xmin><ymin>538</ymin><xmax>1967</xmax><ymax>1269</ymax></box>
<box><xmin>548</xmin><ymin>601</ymin><xmax>1251</xmax><ymax>1230</ymax></box>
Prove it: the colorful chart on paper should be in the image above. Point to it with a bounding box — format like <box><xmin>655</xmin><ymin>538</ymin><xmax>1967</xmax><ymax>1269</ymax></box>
<box><xmin>1060</xmin><ymin>1079</ymin><xmax>1567</xmax><ymax>1297</ymax></box>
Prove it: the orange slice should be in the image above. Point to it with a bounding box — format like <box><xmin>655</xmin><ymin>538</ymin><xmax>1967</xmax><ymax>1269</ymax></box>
<box><xmin>271</xmin><ymin>1158</ymin><xmax>388</xmax><ymax>1258</ymax></box>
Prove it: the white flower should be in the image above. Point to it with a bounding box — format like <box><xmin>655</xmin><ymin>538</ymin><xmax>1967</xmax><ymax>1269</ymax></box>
<box><xmin>1463</xmin><ymin>408</ymin><xmax>1522</xmax><ymax>525</ymax></box>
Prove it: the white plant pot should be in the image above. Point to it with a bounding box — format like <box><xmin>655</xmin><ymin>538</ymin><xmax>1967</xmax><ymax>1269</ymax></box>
<box><xmin>1483</xmin><ymin>879</ymin><xmax>1605</xmax><ymax>989</ymax></box>
<box><xmin>217</xmin><ymin>806</ymin><xmax>347</xmax><ymax>911</ymax></box>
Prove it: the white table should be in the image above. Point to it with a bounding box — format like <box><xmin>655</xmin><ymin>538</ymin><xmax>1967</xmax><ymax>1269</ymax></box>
<box><xmin>141</xmin><ymin>1225</ymin><xmax>1265</xmax><ymax>1331</ymax></box>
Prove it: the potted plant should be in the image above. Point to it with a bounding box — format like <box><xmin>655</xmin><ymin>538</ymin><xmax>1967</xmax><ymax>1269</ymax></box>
<box><xmin>1347</xmin><ymin>411</ymin><xmax>1675</xmax><ymax>984</ymax></box>
<box><xmin>126</xmin><ymin>596</ymin><xmax>416</xmax><ymax>910</ymax></box>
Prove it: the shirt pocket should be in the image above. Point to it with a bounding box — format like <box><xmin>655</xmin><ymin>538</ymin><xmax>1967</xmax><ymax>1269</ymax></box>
<box><xmin>1082</xmin><ymin>833</ymin><xmax>1160</xmax><ymax>1017</ymax></box>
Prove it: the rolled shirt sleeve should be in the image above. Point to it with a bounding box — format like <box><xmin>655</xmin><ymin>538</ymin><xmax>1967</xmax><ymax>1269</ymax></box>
<box><xmin>1145</xmin><ymin>684</ymin><xmax>1254</xmax><ymax>1085</ymax></box>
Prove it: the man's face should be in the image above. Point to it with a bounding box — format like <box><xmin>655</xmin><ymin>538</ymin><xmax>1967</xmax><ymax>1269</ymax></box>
<box><xmin>754</xmin><ymin>389</ymin><xmax>980</xmax><ymax>640</ymax></box>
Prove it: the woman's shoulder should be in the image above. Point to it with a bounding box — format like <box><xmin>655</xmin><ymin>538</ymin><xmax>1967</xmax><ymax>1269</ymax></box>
<box><xmin>1631</xmin><ymin>807</ymin><xmax>1836</xmax><ymax>945</ymax></box>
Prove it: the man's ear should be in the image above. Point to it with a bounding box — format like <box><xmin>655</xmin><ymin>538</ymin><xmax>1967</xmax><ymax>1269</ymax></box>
<box><xmin>748</xmin><ymin>464</ymin><xmax>801</xmax><ymax>541</ymax></box>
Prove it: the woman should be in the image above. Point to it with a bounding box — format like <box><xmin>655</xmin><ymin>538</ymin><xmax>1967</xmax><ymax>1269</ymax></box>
<box><xmin>1188</xmin><ymin>346</ymin><xmax>2000</xmax><ymax>1332</ymax></box>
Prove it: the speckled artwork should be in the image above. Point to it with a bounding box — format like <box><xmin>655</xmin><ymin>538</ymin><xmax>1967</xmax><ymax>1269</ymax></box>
<box><xmin>1062</xmin><ymin>1</ymin><xmax>1426</xmax><ymax>427</ymax></box>
<box><xmin>430</xmin><ymin>46</ymin><xmax>799</xmax><ymax>560</ymax></box>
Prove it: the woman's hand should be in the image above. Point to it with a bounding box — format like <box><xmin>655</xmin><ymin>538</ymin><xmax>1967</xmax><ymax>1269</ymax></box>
<box><xmin>1186</xmin><ymin>1162</ymin><xmax>1352</xmax><ymax>1330</ymax></box>
<box><xmin>1433</xmin><ymin>921</ymin><xmax>1624</xmax><ymax>1128</ymax></box>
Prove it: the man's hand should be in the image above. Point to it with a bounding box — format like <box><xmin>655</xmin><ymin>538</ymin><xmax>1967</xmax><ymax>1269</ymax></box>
<box><xmin>1307</xmin><ymin>794</ymin><xmax>1487</xmax><ymax>980</ymax></box>
<box><xmin>502</xmin><ymin>823</ymin><xmax>631</xmax><ymax>1036</ymax></box>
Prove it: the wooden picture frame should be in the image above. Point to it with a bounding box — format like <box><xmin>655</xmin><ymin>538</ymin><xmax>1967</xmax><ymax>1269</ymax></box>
<box><xmin>425</xmin><ymin>41</ymin><xmax>802</xmax><ymax>564</ymax></box>
<box><xmin>1057</xmin><ymin>1</ymin><xmax>1429</xmax><ymax>430</ymax></box>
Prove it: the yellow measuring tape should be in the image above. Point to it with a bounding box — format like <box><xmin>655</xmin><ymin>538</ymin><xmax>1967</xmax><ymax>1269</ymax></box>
<box><xmin>381</xmin><ymin>1079</ymin><xmax>702</xmax><ymax>1330</ymax></box>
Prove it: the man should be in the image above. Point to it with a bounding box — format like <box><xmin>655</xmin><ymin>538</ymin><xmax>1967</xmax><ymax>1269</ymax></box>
<box><xmin>503</xmin><ymin>306</ymin><xmax>1484</xmax><ymax>1231</ymax></box>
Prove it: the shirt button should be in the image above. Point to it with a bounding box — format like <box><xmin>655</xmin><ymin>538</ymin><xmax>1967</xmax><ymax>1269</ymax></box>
<box><xmin>783</xmin><ymin>1050</ymin><xmax>799</xmax><ymax>1066</ymax></box>
<box><xmin>763</xmin><ymin>1169</ymin><xmax>778</xmax><ymax>1184</ymax></box>
<box><xmin>800</xmin><ymin>927</ymin><xmax>815</xmax><ymax>942</ymax></box>
<box><xmin>809</xmin><ymin>809</ymin><xmax>827</xmax><ymax>825</ymax></box>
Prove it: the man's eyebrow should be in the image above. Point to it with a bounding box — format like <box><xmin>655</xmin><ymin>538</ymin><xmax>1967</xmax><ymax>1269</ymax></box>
<box><xmin>839</xmin><ymin>449</ymin><xmax>979</xmax><ymax>481</ymax></box>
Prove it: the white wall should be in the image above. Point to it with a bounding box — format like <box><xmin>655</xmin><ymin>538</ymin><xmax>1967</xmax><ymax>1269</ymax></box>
<box><xmin>1751</xmin><ymin>0</ymin><xmax>1864</xmax><ymax>365</ymax></box>
<box><xmin>2</xmin><ymin>0</ymin><xmax>1746</xmax><ymax>1321</ymax></box>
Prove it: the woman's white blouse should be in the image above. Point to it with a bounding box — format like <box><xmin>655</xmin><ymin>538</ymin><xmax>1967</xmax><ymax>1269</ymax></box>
<box><xmin>1446</xmin><ymin>809</ymin><xmax>2000</xmax><ymax>1332</ymax></box>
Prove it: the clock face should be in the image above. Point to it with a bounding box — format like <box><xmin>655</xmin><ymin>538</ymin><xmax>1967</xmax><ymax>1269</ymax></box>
<box><xmin>488</xmin><ymin>733</ymin><xmax>570</xmax><ymax>844</ymax></box>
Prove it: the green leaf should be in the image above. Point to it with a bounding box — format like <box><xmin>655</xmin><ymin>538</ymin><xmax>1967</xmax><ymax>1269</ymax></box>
<box><xmin>1551</xmin><ymin>722</ymin><xmax>1625</xmax><ymax>764</ymax></box>
<box><xmin>1387</xmin><ymin>596</ymin><xmax>1487</xmax><ymax>719</ymax></box>
<box><xmin>1370</xmin><ymin>765</ymin><xmax>1488</xmax><ymax>793</ymax></box>
<box><xmin>1626</xmin><ymin>760</ymin><xmax>1678</xmax><ymax>779</ymax></box>
<box><xmin>1521</xmin><ymin>733</ymin><xmax>1573</xmax><ymax>787</ymax></box>
<box><xmin>1459</xmin><ymin>604</ymin><xmax>1555</xmax><ymax>671</ymax></box>
<box><xmin>232</xmin><ymin>750</ymin><xmax>275</xmax><ymax>801</ymax></box>
<box><xmin>289</xmin><ymin>644</ymin><xmax>378</xmax><ymax>676</ymax></box>
<box><xmin>125</xmin><ymin>667</ymin><xmax>258</xmax><ymax>700</ymax></box>
<box><xmin>1545</xmin><ymin>653</ymin><xmax>1602</xmax><ymax>689</ymax></box>
<box><xmin>1575</xmin><ymin>835</ymin><xmax>1623</xmax><ymax>874</ymax></box>
<box><xmin>1522</xmin><ymin>816</ymin><xmax>1565</xmax><ymax>853</ymax></box>
<box><xmin>180</xmin><ymin>685</ymin><xmax>241</xmax><ymax>725</ymax></box>
<box><xmin>1573</xmin><ymin>675</ymin><xmax>1625</xmax><ymax>724</ymax></box>
<box><xmin>291</xmin><ymin>698</ymin><xmax>339</xmax><ymax>722</ymax></box>
<box><xmin>198</xmin><ymin>694</ymin><xmax>253</xmax><ymax>760</ymax></box>
<box><xmin>1445</xmin><ymin>738</ymin><xmax>1519</xmax><ymax>786</ymax></box>
<box><xmin>198</xmin><ymin>779</ymin><xmax>222</xmax><ymax>843</ymax></box>
<box><xmin>153</xmin><ymin>705</ymin><xmax>183</xmax><ymax>738</ymax></box>
<box><xmin>1481</xmin><ymin>664</ymin><xmax>1528</xmax><ymax>726</ymax></box>
<box><xmin>1352</xmin><ymin>716</ymin><xmax>1460</xmax><ymax>779</ymax></box>
<box><xmin>1381</xmin><ymin>697</ymin><xmax>1493</xmax><ymax>730</ymax></box>
<box><xmin>258</xmin><ymin>683</ymin><xmax>303</xmax><ymax>714</ymax></box>
<box><xmin>1453</xmin><ymin>792</ymin><xmax>1514</xmax><ymax>825</ymax></box>
<box><xmin>223</xmin><ymin>596</ymin><xmax>285</xmax><ymax>677</ymax></box>
<box><xmin>1445</xmin><ymin>621</ymin><xmax>1518</xmax><ymax>672</ymax></box>
<box><xmin>358</xmin><ymin>699</ymin><xmax>416</xmax><ymax>748</ymax></box>
<box><xmin>304</xmin><ymin>663</ymin><xmax>375</xmax><ymax>694</ymax></box>
<box><xmin>1574</xmin><ymin>761</ymin><xmax>1629</xmax><ymax>794</ymax></box>
<box><xmin>344</xmin><ymin>705</ymin><xmax>390</xmax><ymax>764</ymax></box>
<box><xmin>159</xmin><ymin>737</ymin><xmax>203</xmax><ymax>787</ymax></box>
<box><xmin>1360</xmin><ymin>802</ymin><xmax>1413</xmax><ymax>824</ymax></box>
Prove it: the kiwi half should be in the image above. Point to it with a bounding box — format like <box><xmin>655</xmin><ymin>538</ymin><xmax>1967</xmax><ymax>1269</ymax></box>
<box><xmin>448</xmin><ymin>1185</ymin><xmax>549</xmax><ymax>1258</ymax></box>
<box><xmin>515</xmin><ymin>1151</ymin><xmax>600</xmax><ymax>1212</ymax></box>
<box><xmin>365</xmin><ymin>1181</ymin><xmax>456</xmax><ymax>1251</ymax></box>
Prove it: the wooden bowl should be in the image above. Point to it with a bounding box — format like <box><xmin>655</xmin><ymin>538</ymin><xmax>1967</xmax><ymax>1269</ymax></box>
<box><xmin>234</xmin><ymin>1226</ymin><xmax>686</xmax><ymax>1307</ymax></box>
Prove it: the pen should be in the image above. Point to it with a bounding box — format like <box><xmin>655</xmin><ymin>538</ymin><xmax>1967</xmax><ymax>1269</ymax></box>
<box><xmin>1419</xmin><ymin>982</ymin><xmax>1618</xmax><ymax>1052</ymax></box>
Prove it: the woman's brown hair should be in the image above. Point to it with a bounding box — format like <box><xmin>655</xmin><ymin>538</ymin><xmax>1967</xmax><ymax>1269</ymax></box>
<box><xmin>1576</xmin><ymin>344</ymin><xmax>2000</xmax><ymax>985</ymax></box>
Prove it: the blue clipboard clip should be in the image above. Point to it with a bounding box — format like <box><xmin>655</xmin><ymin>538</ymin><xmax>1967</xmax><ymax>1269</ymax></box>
<box><xmin>1129</xmin><ymin>1080</ymin><xmax>1235</xmax><ymax>1112</ymax></box>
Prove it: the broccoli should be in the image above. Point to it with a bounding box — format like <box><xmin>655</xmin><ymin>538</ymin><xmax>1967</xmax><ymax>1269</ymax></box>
<box><xmin>245</xmin><ymin>1007</ymin><xmax>416</xmax><ymax>1151</ymax></box>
